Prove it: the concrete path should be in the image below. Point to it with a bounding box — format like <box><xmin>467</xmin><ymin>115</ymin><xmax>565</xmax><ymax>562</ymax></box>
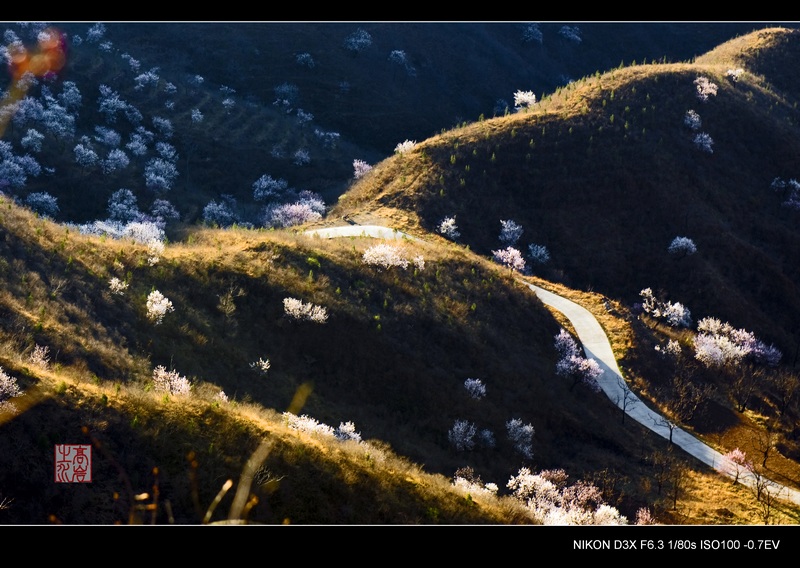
<box><xmin>529</xmin><ymin>284</ymin><xmax>800</xmax><ymax>507</ymax></box>
<box><xmin>305</xmin><ymin>224</ymin><xmax>800</xmax><ymax>508</ymax></box>
<box><xmin>304</xmin><ymin>225</ymin><xmax>422</xmax><ymax>242</ymax></box>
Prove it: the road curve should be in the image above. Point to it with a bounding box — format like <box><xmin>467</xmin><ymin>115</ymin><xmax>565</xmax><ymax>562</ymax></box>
<box><xmin>305</xmin><ymin>224</ymin><xmax>800</xmax><ymax>508</ymax></box>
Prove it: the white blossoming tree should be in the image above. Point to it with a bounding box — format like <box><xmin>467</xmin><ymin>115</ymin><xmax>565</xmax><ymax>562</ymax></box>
<box><xmin>437</xmin><ymin>216</ymin><xmax>461</xmax><ymax>240</ymax></box>
<box><xmin>668</xmin><ymin>236</ymin><xmax>697</xmax><ymax>257</ymax></box>
<box><xmin>362</xmin><ymin>244</ymin><xmax>412</xmax><ymax>270</ymax></box>
<box><xmin>283</xmin><ymin>297</ymin><xmax>328</xmax><ymax>324</ymax></box>
<box><xmin>146</xmin><ymin>290</ymin><xmax>174</xmax><ymax>324</ymax></box>
<box><xmin>493</xmin><ymin>246</ymin><xmax>526</xmax><ymax>274</ymax></box>
<box><xmin>448</xmin><ymin>419</ymin><xmax>476</xmax><ymax>451</ymax></box>
<box><xmin>0</xmin><ymin>367</ymin><xmax>23</xmax><ymax>412</ymax></box>
<box><xmin>694</xmin><ymin>76</ymin><xmax>718</xmax><ymax>102</ymax></box>
<box><xmin>513</xmin><ymin>90</ymin><xmax>537</xmax><ymax>112</ymax></box>
<box><xmin>152</xmin><ymin>365</ymin><xmax>191</xmax><ymax>396</ymax></box>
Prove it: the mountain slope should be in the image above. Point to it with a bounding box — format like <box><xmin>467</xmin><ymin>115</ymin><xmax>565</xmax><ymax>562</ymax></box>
<box><xmin>334</xmin><ymin>27</ymin><xmax>800</xmax><ymax>356</ymax></box>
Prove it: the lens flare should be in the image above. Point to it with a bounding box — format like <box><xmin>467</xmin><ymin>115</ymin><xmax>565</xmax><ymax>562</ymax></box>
<box><xmin>1</xmin><ymin>27</ymin><xmax>67</xmax><ymax>137</ymax></box>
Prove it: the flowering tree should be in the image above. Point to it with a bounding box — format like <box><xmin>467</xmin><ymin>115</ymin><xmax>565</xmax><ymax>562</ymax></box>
<box><xmin>21</xmin><ymin>128</ymin><xmax>44</xmax><ymax>152</ymax></box>
<box><xmin>668</xmin><ymin>236</ymin><xmax>697</xmax><ymax>257</ymax></box>
<box><xmin>464</xmin><ymin>378</ymin><xmax>486</xmax><ymax>399</ymax></box>
<box><xmin>521</xmin><ymin>23</ymin><xmax>543</xmax><ymax>44</ymax></box>
<box><xmin>452</xmin><ymin>467</ymin><xmax>499</xmax><ymax>496</ymax></box>
<box><xmin>74</xmin><ymin>143</ymin><xmax>99</xmax><ymax>169</ymax></box>
<box><xmin>109</xmin><ymin>277</ymin><xmax>128</xmax><ymax>296</ymax></box>
<box><xmin>394</xmin><ymin>139</ymin><xmax>416</xmax><ymax>154</ymax></box>
<box><xmin>448</xmin><ymin>419</ymin><xmax>476</xmax><ymax>451</ymax></box>
<box><xmin>726</xmin><ymin>68</ymin><xmax>744</xmax><ymax>84</ymax></box>
<box><xmin>151</xmin><ymin>116</ymin><xmax>173</xmax><ymax>139</ymax></box>
<box><xmin>528</xmin><ymin>243</ymin><xmax>551</xmax><ymax>265</ymax></box>
<box><xmin>693</xmin><ymin>317</ymin><xmax>781</xmax><ymax>369</ymax></box>
<box><xmin>362</xmin><ymin>243</ymin><xmax>410</xmax><ymax>270</ymax></box>
<box><xmin>0</xmin><ymin>366</ymin><xmax>22</xmax><ymax>412</ymax></box>
<box><xmin>282</xmin><ymin>297</ymin><xmax>328</xmax><ymax>324</ymax></box>
<box><xmin>144</xmin><ymin>157</ymin><xmax>179</xmax><ymax>192</ymax></box>
<box><xmin>437</xmin><ymin>216</ymin><xmax>460</xmax><ymax>240</ymax></box>
<box><xmin>683</xmin><ymin>110</ymin><xmax>701</xmax><ymax>131</ymax></box>
<box><xmin>344</xmin><ymin>28</ymin><xmax>373</xmax><ymax>53</ymax></box>
<box><xmin>97</xmin><ymin>85</ymin><xmax>129</xmax><ymax>124</ymax></box>
<box><xmin>506</xmin><ymin>418</ymin><xmax>535</xmax><ymax>459</ymax></box>
<box><xmin>25</xmin><ymin>192</ymin><xmax>58</xmax><ymax>218</ymax></box>
<box><xmin>203</xmin><ymin>197</ymin><xmax>238</xmax><ymax>227</ymax></box>
<box><xmin>252</xmin><ymin>174</ymin><xmax>290</xmax><ymax>201</ymax></box>
<box><xmin>250</xmin><ymin>358</ymin><xmax>271</xmax><ymax>375</ymax></box>
<box><xmin>499</xmin><ymin>220</ymin><xmax>523</xmax><ymax>245</ymax></box>
<box><xmin>101</xmin><ymin>148</ymin><xmax>130</xmax><ymax>174</ymax></box>
<box><xmin>28</xmin><ymin>344</ymin><xmax>50</xmax><ymax>369</ymax></box>
<box><xmin>149</xmin><ymin>199</ymin><xmax>180</xmax><ymax>227</ymax></box>
<box><xmin>554</xmin><ymin>329</ymin><xmax>603</xmax><ymax>392</ymax></box>
<box><xmin>558</xmin><ymin>25</ymin><xmax>582</xmax><ymax>43</ymax></box>
<box><xmin>388</xmin><ymin>49</ymin><xmax>416</xmax><ymax>76</ymax></box>
<box><xmin>513</xmin><ymin>90</ymin><xmax>537</xmax><ymax>112</ymax></box>
<box><xmin>296</xmin><ymin>52</ymin><xmax>315</xmax><ymax>68</ymax></box>
<box><xmin>507</xmin><ymin>467</ymin><xmax>627</xmax><ymax>525</ymax></box>
<box><xmin>723</xmin><ymin>447</ymin><xmax>751</xmax><ymax>483</ymax></box>
<box><xmin>152</xmin><ymin>365</ymin><xmax>191</xmax><ymax>396</ymax></box>
<box><xmin>334</xmin><ymin>421</ymin><xmax>362</xmax><ymax>442</ymax></box>
<box><xmin>352</xmin><ymin>159</ymin><xmax>372</xmax><ymax>179</ymax></box>
<box><xmin>264</xmin><ymin>198</ymin><xmax>324</xmax><ymax>228</ymax></box>
<box><xmin>639</xmin><ymin>288</ymin><xmax>692</xmax><ymax>328</ymax></box>
<box><xmin>492</xmin><ymin>246</ymin><xmax>526</xmax><ymax>273</ymax></box>
<box><xmin>146</xmin><ymin>290</ymin><xmax>174</xmax><ymax>325</ymax></box>
<box><xmin>292</xmin><ymin>148</ymin><xmax>311</xmax><ymax>166</ymax></box>
<box><xmin>694</xmin><ymin>76</ymin><xmax>718</xmax><ymax>102</ymax></box>
<box><xmin>692</xmin><ymin>132</ymin><xmax>714</xmax><ymax>153</ymax></box>
<box><xmin>770</xmin><ymin>177</ymin><xmax>800</xmax><ymax>210</ymax></box>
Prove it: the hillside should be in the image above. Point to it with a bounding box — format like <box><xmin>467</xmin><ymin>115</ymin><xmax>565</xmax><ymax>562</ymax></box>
<box><xmin>334</xmin><ymin>26</ymin><xmax>800</xmax><ymax>373</ymax></box>
<box><xmin>2</xmin><ymin>23</ymin><xmax>800</xmax><ymax>526</ymax></box>
<box><xmin>331</xmin><ymin>26</ymin><xmax>800</xmax><ymax>516</ymax></box>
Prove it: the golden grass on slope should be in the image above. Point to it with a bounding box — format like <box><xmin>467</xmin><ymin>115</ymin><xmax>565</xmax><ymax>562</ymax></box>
<box><xmin>662</xmin><ymin>467</ymin><xmax>800</xmax><ymax>525</ymax></box>
<box><xmin>0</xmin><ymin>359</ymin><xmax>531</xmax><ymax>524</ymax></box>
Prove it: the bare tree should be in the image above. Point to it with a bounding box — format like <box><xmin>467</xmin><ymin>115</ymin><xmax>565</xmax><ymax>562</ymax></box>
<box><xmin>769</xmin><ymin>368</ymin><xmax>800</xmax><ymax>418</ymax></box>
<box><xmin>730</xmin><ymin>364</ymin><xmax>763</xmax><ymax>413</ymax></box>
<box><xmin>755</xmin><ymin>479</ymin><xmax>781</xmax><ymax>525</ymax></box>
<box><xmin>754</xmin><ymin>426</ymin><xmax>779</xmax><ymax>469</ymax></box>
<box><xmin>669</xmin><ymin>458</ymin><xmax>689</xmax><ymax>511</ymax></box>
<box><xmin>613</xmin><ymin>376</ymin><xmax>638</xmax><ymax>425</ymax></box>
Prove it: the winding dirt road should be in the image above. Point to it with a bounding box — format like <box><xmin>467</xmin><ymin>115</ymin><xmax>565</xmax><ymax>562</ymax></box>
<box><xmin>305</xmin><ymin>224</ymin><xmax>800</xmax><ymax>508</ymax></box>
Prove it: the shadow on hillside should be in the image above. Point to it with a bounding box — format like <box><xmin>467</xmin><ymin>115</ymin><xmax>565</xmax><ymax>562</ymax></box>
<box><xmin>687</xmin><ymin>398</ymin><xmax>740</xmax><ymax>436</ymax></box>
